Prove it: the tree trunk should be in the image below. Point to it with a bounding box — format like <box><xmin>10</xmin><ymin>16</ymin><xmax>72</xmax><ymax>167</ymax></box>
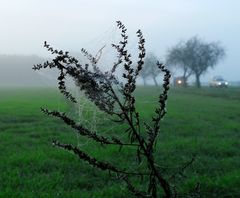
<box><xmin>183</xmin><ymin>75</ymin><xmax>187</xmax><ymax>87</ymax></box>
<box><xmin>183</xmin><ymin>68</ymin><xmax>192</xmax><ymax>87</ymax></box>
<box><xmin>153</xmin><ymin>76</ymin><xmax>158</xmax><ymax>86</ymax></box>
<box><xmin>143</xmin><ymin>77</ymin><xmax>147</xmax><ymax>86</ymax></box>
<box><xmin>195</xmin><ymin>74</ymin><xmax>201</xmax><ymax>88</ymax></box>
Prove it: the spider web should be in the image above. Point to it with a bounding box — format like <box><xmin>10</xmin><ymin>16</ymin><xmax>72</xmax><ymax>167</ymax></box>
<box><xmin>37</xmin><ymin>25</ymin><xmax>143</xmax><ymax>151</ymax></box>
<box><xmin>67</xmin><ymin>25</ymin><xmax>141</xmax><ymax>148</ymax></box>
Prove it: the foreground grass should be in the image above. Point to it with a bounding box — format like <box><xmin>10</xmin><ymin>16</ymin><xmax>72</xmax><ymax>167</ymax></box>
<box><xmin>0</xmin><ymin>87</ymin><xmax>239</xmax><ymax>197</ymax></box>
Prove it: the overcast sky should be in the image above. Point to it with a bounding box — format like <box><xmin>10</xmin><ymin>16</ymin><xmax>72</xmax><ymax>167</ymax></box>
<box><xmin>0</xmin><ymin>0</ymin><xmax>239</xmax><ymax>81</ymax></box>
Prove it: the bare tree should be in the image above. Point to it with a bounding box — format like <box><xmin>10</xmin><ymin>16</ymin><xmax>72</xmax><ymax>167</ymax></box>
<box><xmin>139</xmin><ymin>62</ymin><xmax>149</xmax><ymax>85</ymax></box>
<box><xmin>140</xmin><ymin>53</ymin><xmax>161</xmax><ymax>86</ymax></box>
<box><xmin>166</xmin><ymin>42</ymin><xmax>192</xmax><ymax>87</ymax></box>
<box><xmin>166</xmin><ymin>36</ymin><xmax>225</xmax><ymax>88</ymax></box>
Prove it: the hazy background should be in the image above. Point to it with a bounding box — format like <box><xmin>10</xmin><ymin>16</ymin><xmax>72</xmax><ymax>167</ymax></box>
<box><xmin>0</xmin><ymin>0</ymin><xmax>239</xmax><ymax>86</ymax></box>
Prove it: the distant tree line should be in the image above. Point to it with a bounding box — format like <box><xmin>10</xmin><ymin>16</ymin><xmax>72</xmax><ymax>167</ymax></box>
<box><xmin>166</xmin><ymin>36</ymin><xmax>225</xmax><ymax>88</ymax></box>
<box><xmin>139</xmin><ymin>36</ymin><xmax>225</xmax><ymax>88</ymax></box>
<box><xmin>0</xmin><ymin>55</ymin><xmax>47</xmax><ymax>86</ymax></box>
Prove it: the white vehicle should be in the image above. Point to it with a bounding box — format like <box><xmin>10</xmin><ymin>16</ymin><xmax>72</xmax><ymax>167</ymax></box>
<box><xmin>210</xmin><ymin>76</ymin><xmax>228</xmax><ymax>87</ymax></box>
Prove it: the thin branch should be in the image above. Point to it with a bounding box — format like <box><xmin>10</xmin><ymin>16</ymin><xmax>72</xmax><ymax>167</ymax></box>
<box><xmin>52</xmin><ymin>139</ymin><xmax>150</xmax><ymax>177</ymax></box>
<box><xmin>42</xmin><ymin>108</ymin><xmax>140</xmax><ymax>147</ymax></box>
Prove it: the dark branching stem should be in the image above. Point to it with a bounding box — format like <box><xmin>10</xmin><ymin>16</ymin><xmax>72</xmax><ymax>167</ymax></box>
<box><xmin>110</xmin><ymin>84</ymin><xmax>172</xmax><ymax>197</ymax></box>
<box><xmin>33</xmin><ymin>21</ymin><xmax>196</xmax><ymax>198</ymax></box>
<box><xmin>108</xmin><ymin>42</ymin><xmax>172</xmax><ymax>196</ymax></box>
<box><xmin>146</xmin><ymin>62</ymin><xmax>171</xmax><ymax>154</ymax></box>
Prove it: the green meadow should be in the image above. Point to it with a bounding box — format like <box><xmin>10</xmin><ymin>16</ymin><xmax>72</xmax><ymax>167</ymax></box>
<box><xmin>0</xmin><ymin>87</ymin><xmax>239</xmax><ymax>197</ymax></box>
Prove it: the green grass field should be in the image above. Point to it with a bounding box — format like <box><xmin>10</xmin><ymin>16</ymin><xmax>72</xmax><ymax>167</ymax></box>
<box><xmin>0</xmin><ymin>87</ymin><xmax>239</xmax><ymax>197</ymax></box>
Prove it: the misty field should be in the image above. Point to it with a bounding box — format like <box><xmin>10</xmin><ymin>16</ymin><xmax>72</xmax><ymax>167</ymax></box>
<box><xmin>0</xmin><ymin>87</ymin><xmax>239</xmax><ymax>197</ymax></box>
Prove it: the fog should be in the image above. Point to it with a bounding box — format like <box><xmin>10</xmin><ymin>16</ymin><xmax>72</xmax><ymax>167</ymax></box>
<box><xmin>0</xmin><ymin>0</ymin><xmax>240</xmax><ymax>86</ymax></box>
<box><xmin>0</xmin><ymin>55</ymin><xmax>53</xmax><ymax>86</ymax></box>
